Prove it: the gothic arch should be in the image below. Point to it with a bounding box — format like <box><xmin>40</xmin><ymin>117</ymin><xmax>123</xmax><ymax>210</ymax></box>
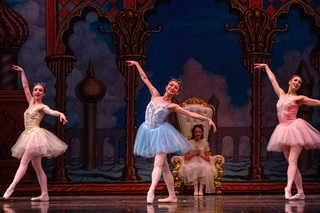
<box><xmin>56</xmin><ymin>3</ymin><xmax>116</xmax><ymax>55</ymax></box>
<box><xmin>273</xmin><ymin>0</ymin><xmax>320</xmax><ymax>27</ymax></box>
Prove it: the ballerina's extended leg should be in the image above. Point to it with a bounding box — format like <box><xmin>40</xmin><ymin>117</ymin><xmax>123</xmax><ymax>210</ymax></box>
<box><xmin>147</xmin><ymin>153</ymin><xmax>167</xmax><ymax>204</ymax></box>
<box><xmin>283</xmin><ymin>145</ymin><xmax>302</xmax><ymax>200</ymax></box>
<box><xmin>3</xmin><ymin>152</ymin><xmax>33</xmax><ymax>199</ymax></box>
<box><xmin>158</xmin><ymin>157</ymin><xmax>177</xmax><ymax>203</ymax></box>
<box><xmin>31</xmin><ymin>156</ymin><xmax>49</xmax><ymax>201</ymax></box>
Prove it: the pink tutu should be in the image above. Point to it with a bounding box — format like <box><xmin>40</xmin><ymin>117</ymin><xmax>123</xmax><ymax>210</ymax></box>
<box><xmin>267</xmin><ymin>118</ymin><xmax>320</xmax><ymax>152</ymax></box>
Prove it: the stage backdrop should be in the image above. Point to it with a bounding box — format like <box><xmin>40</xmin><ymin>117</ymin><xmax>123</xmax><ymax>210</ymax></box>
<box><xmin>3</xmin><ymin>0</ymin><xmax>320</xmax><ymax>184</ymax></box>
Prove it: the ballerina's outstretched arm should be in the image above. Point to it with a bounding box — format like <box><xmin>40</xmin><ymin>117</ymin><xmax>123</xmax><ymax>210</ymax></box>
<box><xmin>42</xmin><ymin>105</ymin><xmax>68</xmax><ymax>125</ymax></box>
<box><xmin>127</xmin><ymin>60</ymin><xmax>160</xmax><ymax>99</ymax></box>
<box><xmin>254</xmin><ymin>63</ymin><xmax>285</xmax><ymax>98</ymax></box>
<box><xmin>296</xmin><ymin>95</ymin><xmax>320</xmax><ymax>107</ymax></box>
<box><xmin>170</xmin><ymin>103</ymin><xmax>217</xmax><ymax>132</ymax></box>
<box><xmin>12</xmin><ymin>65</ymin><xmax>33</xmax><ymax>104</ymax></box>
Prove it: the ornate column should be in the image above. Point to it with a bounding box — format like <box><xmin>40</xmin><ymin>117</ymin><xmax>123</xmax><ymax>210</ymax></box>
<box><xmin>0</xmin><ymin>0</ymin><xmax>28</xmax><ymax>89</ymax></box>
<box><xmin>45</xmin><ymin>55</ymin><xmax>76</xmax><ymax>181</ymax></box>
<box><xmin>226</xmin><ymin>7</ymin><xmax>287</xmax><ymax>180</ymax></box>
<box><xmin>100</xmin><ymin>7</ymin><xmax>160</xmax><ymax>181</ymax></box>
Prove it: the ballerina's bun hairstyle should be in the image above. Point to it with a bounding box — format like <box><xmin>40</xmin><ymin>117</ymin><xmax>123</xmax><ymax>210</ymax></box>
<box><xmin>289</xmin><ymin>75</ymin><xmax>302</xmax><ymax>81</ymax></box>
<box><xmin>169</xmin><ymin>78</ymin><xmax>182</xmax><ymax>91</ymax></box>
<box><xmin>33</xmin><ymin>82</ymin><xmax>46</xmax><ymax>92</ymax></box>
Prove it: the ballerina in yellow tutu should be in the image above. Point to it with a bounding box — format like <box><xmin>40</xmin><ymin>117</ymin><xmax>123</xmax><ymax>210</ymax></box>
<box><xmin>2</xmin><ymin>65</ymin><xmax>68</xmax><ymax>201</ymax></box>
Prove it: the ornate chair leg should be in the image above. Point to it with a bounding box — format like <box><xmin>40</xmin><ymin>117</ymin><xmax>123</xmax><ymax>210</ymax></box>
<box><xmin>172</xmin><ymin>158</ymin><xmax>183</xmax><ymax>195</ymax></box>
<box><xmin>214</xmin><ymin>157</ymin><xmax>224</xmax><ymax>194</ymax></box>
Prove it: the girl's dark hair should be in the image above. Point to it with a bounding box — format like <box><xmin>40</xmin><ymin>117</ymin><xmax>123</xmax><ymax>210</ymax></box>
<box><xmin>33</xmin><ymin>82</ymin><xmax>46</xmax><ymax>92</ymax></box>
<box><xmin>191</xmin><ymin>124</ymin><xmax>204</xmax><ymax>140</ymax></box>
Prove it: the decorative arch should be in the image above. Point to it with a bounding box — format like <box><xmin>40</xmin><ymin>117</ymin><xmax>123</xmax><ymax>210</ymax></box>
<box><xmin>56</xmin><ymin>3</ymin><xmax>116</xmax><ymax>55</ymax></box>
<box><xmin>45</xmin><ymin>0</ymin><xmax>161</xmax><ymax>181</ymax></box>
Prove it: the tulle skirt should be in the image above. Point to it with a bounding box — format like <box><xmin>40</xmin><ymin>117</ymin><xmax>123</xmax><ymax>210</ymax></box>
<box><xmin>134</xmin><ymin>122</ymin><xmax>192</xmax><ymax>158</ymax></box>
<box><xmin>11</xmin><ymin>127</ymin><xmax>68</xmax><ymax>159</ymax></box>
<box><xmin>179</xmin><ymin>157</ymin><xmax>216</xmax><ymax>193</ymax></box>
<box><xmin>267</xmin><ymin>118</ymin><xmax>320</xmax><ymax>152</ymax></box>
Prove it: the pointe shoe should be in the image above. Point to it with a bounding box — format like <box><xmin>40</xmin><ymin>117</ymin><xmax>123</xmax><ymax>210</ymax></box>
<box><xmin>158</xmin><ymin>195</ymin><xmax>177</xmax><ymax>203</ymax></box>
<box><xmin>193</xmin><ymin>191</ymin><xmax>199</xmax><ymax>196</ymax></box>
<box><xmin>198</xmin><ymin>191</ymin><xmax>203</xmax><ymax>196</ymax></box>
<box><xmin>290</xmin><ymin>192</ymin><xmax>305</xmax><ymax>200</ymax></box>
<box><xmin>31</xmin><ymin>193</ymin><xmax>49</xmax><ymax>201</ymax></box>
<box><xmin>285</xmin><ymin>187</ymin><xmax>291</xmax><ymax>200</ymax></box>
<box><xmin>147</xmin><ymin>190</ymin><xmax>154</xmax><ymax>204</ymax></box>
<box><xmin>3</xmin><ymin>186</ymin><xmax>15</xmax><ymax>200</ymax></box>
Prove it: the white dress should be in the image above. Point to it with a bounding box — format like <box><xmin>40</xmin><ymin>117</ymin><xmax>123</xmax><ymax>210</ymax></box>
<box><xmin>178</xmin><ymin>139</ymin><xmax>215</xmax><ymax>193</ymax></box>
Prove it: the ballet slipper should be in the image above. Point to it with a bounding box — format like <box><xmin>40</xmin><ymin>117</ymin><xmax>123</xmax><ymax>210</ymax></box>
<box><xmin>193</xmin><ymin>191</ymin><xmax>199</xmax><ymax>196</ymax></box>
<box><xmin>285</xmin><ymin>186</ymin><xmax>291</xmax><ymax>200</ymax></box>
<box><xmin>158</xmin><ymin>195</ymin><xmax>177</xmax><ymax>203</ymax></box>
<box><xmin>3</xmin><ymin>185</ymin><xmax>15</xmax><ymax>200</ymax></box>
<box><xmin>198</xmin><ymin>191</ymin><xmax>203</xmax><ymax>196</ymax></box>
<box><xmin>31</xmin><ymin>192</ymin><xmax>49</xmax><ymax>201</ymax></box>
<box><xmin>147</xmin><ymin>190</ymin><xmax>154</xmax><ymax>204</ymax></box>
<box><xmin>290</xmin><ymin>192</ymin><xmax>305</xmax><ymax>200</ymax></box>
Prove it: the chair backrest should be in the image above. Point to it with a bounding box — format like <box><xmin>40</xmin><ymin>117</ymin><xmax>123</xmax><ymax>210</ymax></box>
<box><xmin>176</xmin><ymin>97</ymin><xmax>215</xmax><ymax>142</ymax></box>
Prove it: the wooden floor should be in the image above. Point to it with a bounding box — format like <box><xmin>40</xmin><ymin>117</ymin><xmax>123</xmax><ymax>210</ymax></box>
<box><xmin>1</xmin><ymin>194</ymin><xmax>320</xmax><ymax>212</ymax></box>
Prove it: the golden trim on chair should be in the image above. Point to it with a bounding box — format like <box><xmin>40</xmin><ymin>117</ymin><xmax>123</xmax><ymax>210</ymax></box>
<box><xmin>179</xmin><ymin>97</ymin><xmax>215</xmax><ymax>117</ymax></box>
<box><xmin>214</xmin><ymin>157</ymin><xmax>224</xmax><ymax>194</ymax></box>
<box><xmin>172</xmin><ymin>156</ymin><xmax>183</xmax><ymax>195</ymax></box>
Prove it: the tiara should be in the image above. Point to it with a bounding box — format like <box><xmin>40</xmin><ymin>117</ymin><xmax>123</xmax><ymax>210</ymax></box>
<box><xmin>34</xmin><ymin>82</ymin><xmax>45</xmax><ymax>87</ymax></box>
<box><xmin>170</xmin><ymin>77</ymin><xmax>183</xmax><ymax>90</ymax></box>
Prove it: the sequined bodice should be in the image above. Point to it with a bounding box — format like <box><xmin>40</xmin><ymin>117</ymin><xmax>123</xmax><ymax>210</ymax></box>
<box><xmin>24</xmin><ymin>108</ymin><xmax>43</xmax><ymax>133</ymax></box>
<box><xmin>145</xmin><ymin>101</ymin><xmax>169</xmax><ymax>129</ymax></box>
<box><xmin>276</xmin><ymin>99</ymin><xmax>299</xmax><ymax>126</ymax></box>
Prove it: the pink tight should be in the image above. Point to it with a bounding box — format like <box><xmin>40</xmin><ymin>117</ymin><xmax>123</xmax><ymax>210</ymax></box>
<box><xmin>149</xmin><ymin>153</ymin><xmax>175</xmax><ymax>197</ymax></box>
<box><xmin>282</xmin><ymin>145</ymin><xmax>303</xmax><ymax>194</ymax></box>
<box><xmin>9</xmin><ymin>151</ymin><xmax>47</xmax><ymax>194</ymax></box>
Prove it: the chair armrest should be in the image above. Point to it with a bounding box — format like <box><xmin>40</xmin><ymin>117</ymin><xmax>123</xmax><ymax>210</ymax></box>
<box><xmin>210</xmin><ymin>155</ymin><xmax>225</xmax><ymax>166</ymax></box>
<box><xmin>210</xmin><ymin>155</ymin><xmax>224</xmax><ymax>194</ymax></box>
<box><xmin>171</xmin><ymin>155</ymin><xmax>185</xmax><ymax>165</ymax></box>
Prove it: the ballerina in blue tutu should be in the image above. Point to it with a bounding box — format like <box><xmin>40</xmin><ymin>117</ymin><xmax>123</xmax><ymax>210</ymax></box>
<box><xmin>127</xmin><ymin>61</ymin><xmax>216</xmax><ymax>204</ymax></box>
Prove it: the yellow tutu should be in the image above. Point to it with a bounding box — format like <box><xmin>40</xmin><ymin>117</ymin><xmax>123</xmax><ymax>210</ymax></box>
<box><xmin>11</xmin><ymin>108</ymin><xmax>68</xmax><ymax>159</ymax></box>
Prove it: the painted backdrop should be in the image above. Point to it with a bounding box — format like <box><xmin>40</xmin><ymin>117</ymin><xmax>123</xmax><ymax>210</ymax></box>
<box><xmin>5</xmin><ymin>0</ymin><xmax>320</xmax><ymax>183</ymax></box>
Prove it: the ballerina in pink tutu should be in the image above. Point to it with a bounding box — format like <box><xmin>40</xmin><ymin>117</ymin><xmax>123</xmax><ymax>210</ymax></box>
<box><xmin>255</xmin><ymin>63</ymin><xmax>320</xmax><ymax>200</ymax></box>
<box><xmin>2</xmin><ymin>65</ymin><xmax>68</xmax><ymax>201</ymax></box>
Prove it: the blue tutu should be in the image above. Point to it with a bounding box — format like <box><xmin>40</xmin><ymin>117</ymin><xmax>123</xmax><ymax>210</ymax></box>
<box><xmin>134</xmin><ymin>101</ymin><xmax>191</xmax><ymax>158</ymax></box>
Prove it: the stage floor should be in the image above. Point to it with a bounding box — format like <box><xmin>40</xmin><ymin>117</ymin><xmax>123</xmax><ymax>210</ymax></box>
<box><xmin>1</xmin><ymin>194</ymin><xmax>320</xmax><ymax>213</ymax></box>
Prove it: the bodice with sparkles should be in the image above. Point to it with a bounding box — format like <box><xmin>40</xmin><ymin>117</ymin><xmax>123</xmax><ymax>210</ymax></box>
<box><xmin>276</xmin><ymin>99</ymin><xmax>299</xmax><ymax>126</ymax></box>
<box><xmin>24</xmin><ymin>108</ymin><xmax>44</xmax><ymax>133</ymax></box>
<box><xmin>144</xmin><ymin>101</ymin><xmax>169</xmax><ymax>129</ymax></box>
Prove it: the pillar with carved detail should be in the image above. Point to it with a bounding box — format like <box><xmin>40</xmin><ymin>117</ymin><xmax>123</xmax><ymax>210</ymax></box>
<box><xmin>0</xmin><ymin>0</ymin><xmax>28</xmax><ymax>90</ymax></box>
<box><xmin>45</xmin><ymin>55</ymin><xmax>76</xmax><ymax>181</ymax></box>
<box><xmin>100</xmin><ymin>7</ymin><xmax>160</xmax><ymax>181</ymax></box>
<box><xmin>225</xmin><ymin>7</ymin><xmax>287</xmax><ymax>180</ymax></box>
